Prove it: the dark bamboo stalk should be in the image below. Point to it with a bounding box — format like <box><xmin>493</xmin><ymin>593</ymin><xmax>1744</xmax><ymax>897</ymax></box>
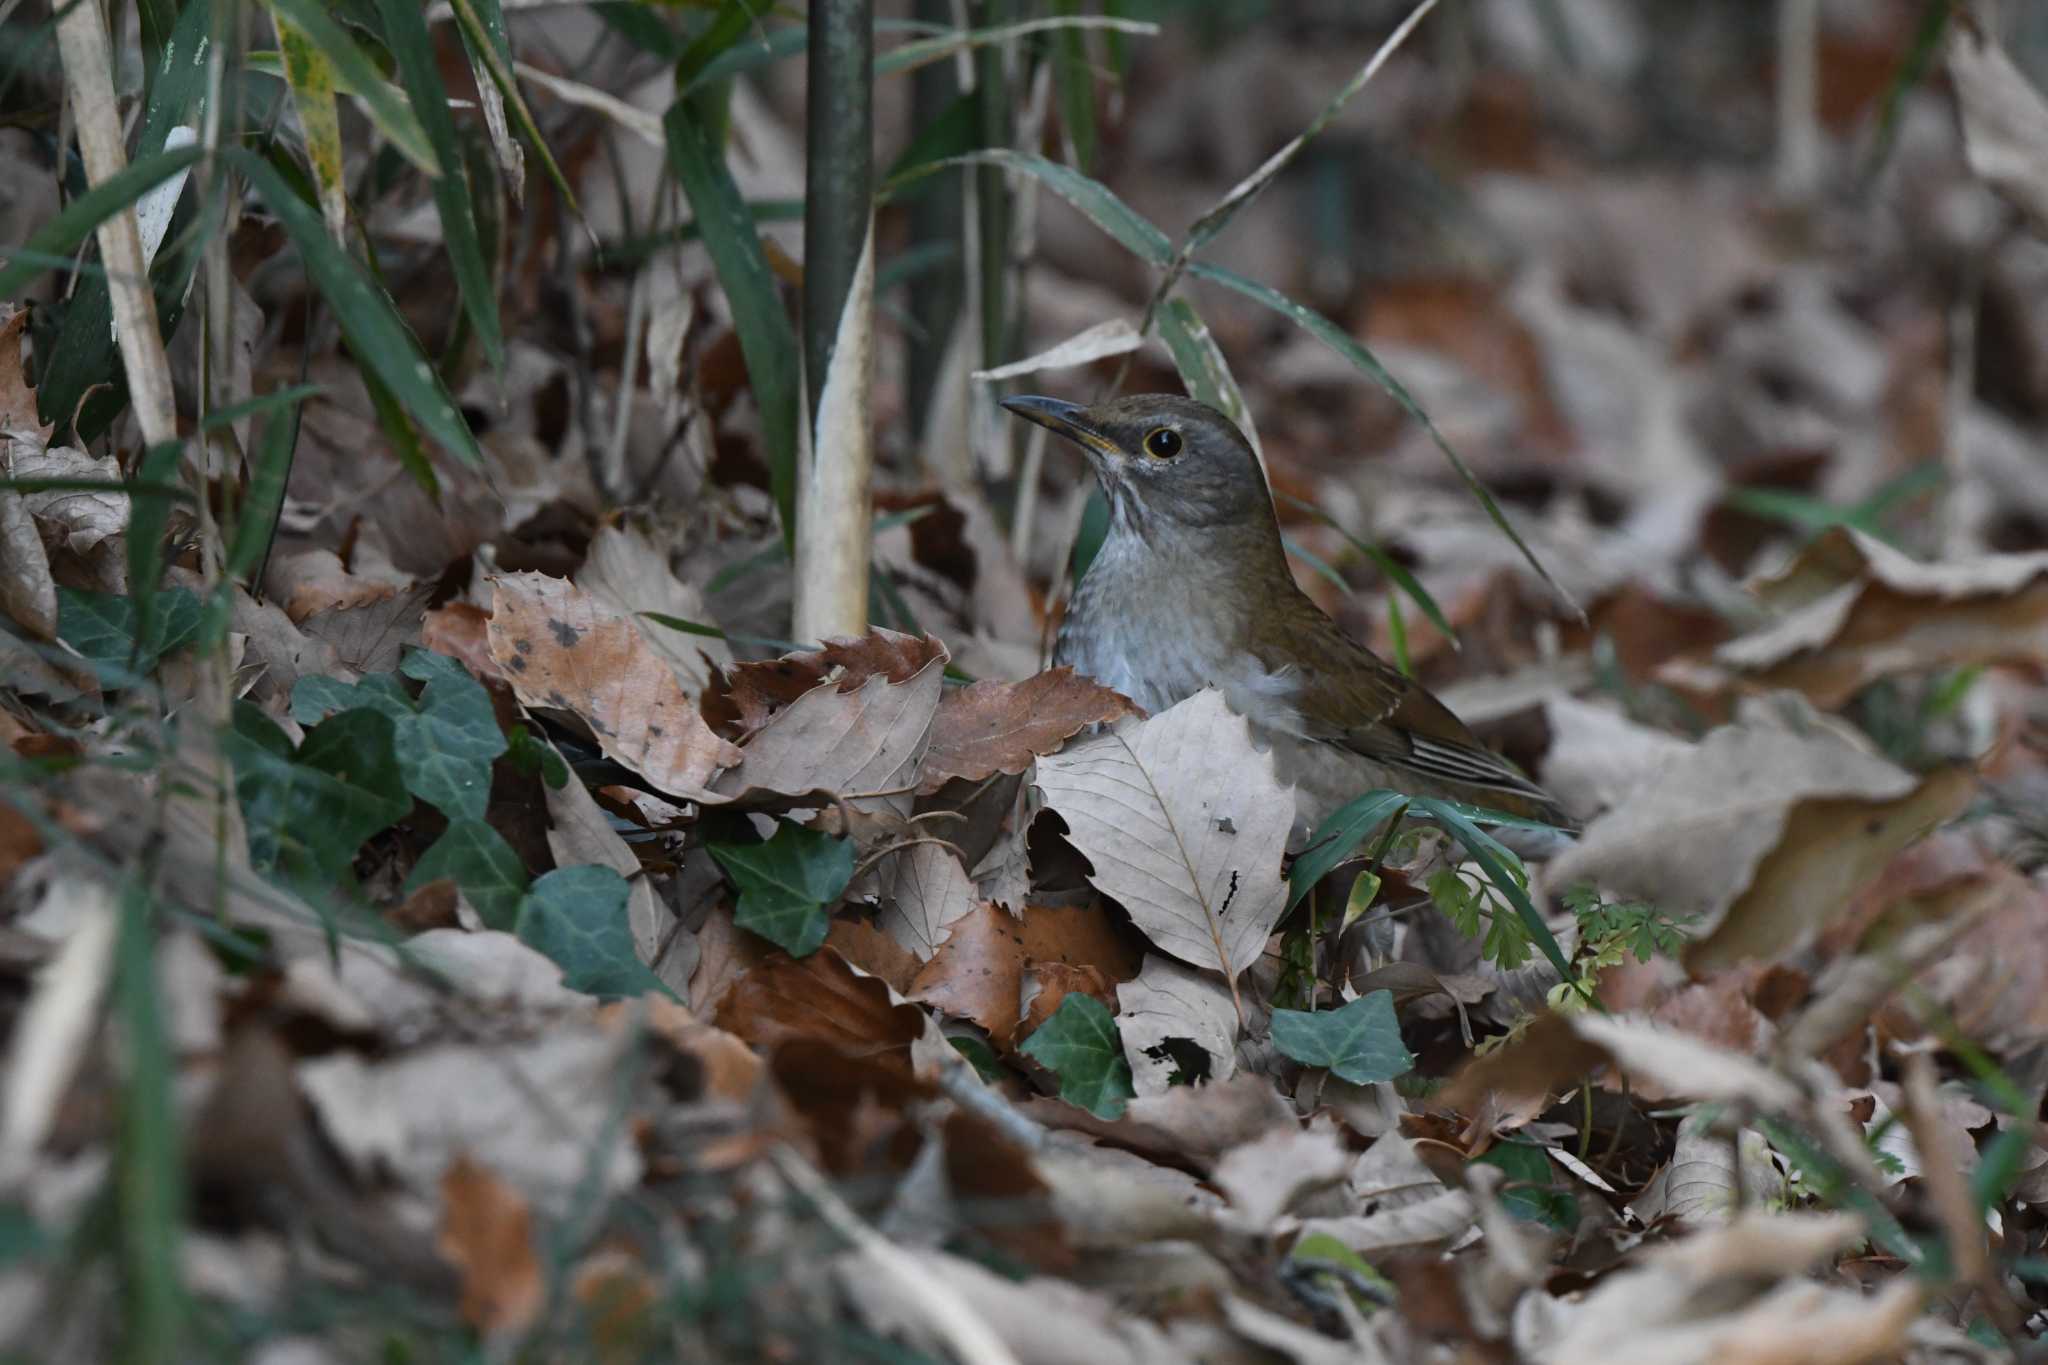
<box><xmin>803</xmin><ymin>0</ymin><xmax>874</xmax><ymax>414</ymax></box>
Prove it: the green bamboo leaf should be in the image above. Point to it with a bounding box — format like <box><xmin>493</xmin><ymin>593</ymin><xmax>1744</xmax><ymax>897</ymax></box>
<box><xmin>1288</xmin><ymin>790</ymin><xmax>1408</xmax><ymax>910</ymax></box>
<box><xmin>1156</xmin><ymin>294</ymin><xmax>1261</xmax><ymax>455</ymax></box>
<box><xmin>909</xmin><ymin>149</ymin><xmax>1172</xmax><ymax>265</ymax></box>
<box><xmin>227</xmin><ymin>389</ymin><xmax>314</xmax><ymax>584</ymax></box>
<box><xmin>1408</xmin><ymin>796</ymin><xmax>1578</xmax><ymax>996</ymax></box>
<box><xmin>1189</xmin><ymin>260</ymin><xmax>1582</xmax><ymax>621</ymax></box>
<box><xmin>125</xmin><ymin>440</ymin><xmax>184</xmax><ymax>657</ymax></box>
<box><xmin>0</xmin><ymin>145</ymin><xmax>205</xmax><ymax>301</ymax></box>
<box><xmin>274</xmin><ymin>15</ymin><xmax>349</xmax><ymax>243</ymax></box>
<box><xmin>378</xmin><ymin>0</ymin><xmax>505</xmax><ymax>373</ymax></box>
<box><xmin>1052</xmin><ymin>0</ymin><xmax>1098</xmax><ymax>172</ymax></box>
<box><xmin>446</xmin><ymin>0</ymin><xmax>585</xmax><ymax>228</ymax></box>
<box><xmin>263</xmin><ymin>0</ymin><xmax>441</xmax><ymax>176</ymax></box>
<box><xmin>664</xmin><ymin>99</ymin><xmax>800</xmax><ymax>542</ymax></box>
<box><xmin>223</xmin><ymin>147</ymin><xmax>481</xmax><ymax>467</ymax></box>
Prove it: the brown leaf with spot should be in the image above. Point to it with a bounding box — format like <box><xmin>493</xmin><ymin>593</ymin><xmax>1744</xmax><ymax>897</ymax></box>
<box><xmin>438</xmin><ymin>1154</ymin><xmax>544</xmax><ymax>1339</ymax></box>
<box><xmin>916</xmin><ymin>668</ymin><xmax>1139</xmax><ymax>793</ymax></box>
<box><xmin>613</xmin><ymin>996</ymin><xmax>763</xmax><ymax>1103</ymax></box>
<box><xmin>488</xmin><ymin>571</ymin><xmax>741</xmax><ymax>799</ymax></box>
<box><xmin>422</xmin><ymin>602</ymin><xmax>501</xmax><ymax>684</ymax></box>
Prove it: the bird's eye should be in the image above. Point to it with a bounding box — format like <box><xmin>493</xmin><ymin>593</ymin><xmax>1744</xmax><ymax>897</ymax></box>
<box><xmin>1143</xmin><ymin>427</ymin><xmax>1182</xmax><ymax>459</ymax></box>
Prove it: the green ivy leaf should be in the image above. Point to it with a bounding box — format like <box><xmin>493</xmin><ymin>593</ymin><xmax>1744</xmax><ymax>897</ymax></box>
<box><xmin>706</xmin><ymin>821</ymin><xmax>855</xmax><ymax>958</ymax></box>
<box><xmin>57</xmin><ymin>587</ymin><xmax>201</xmax><ymax>687</ymax></box>
<box><xmin>1269</xmin><ymin>991</ymin><xmax>1414</xmax><ymax>1085</ymax></box>
<box><xmin>225</xmin><ymin>702</ymin><xmax>411</xmax><ymax>882</ymax></box>
<box><xmin>515</xmin><ymin>864</ymin><xmax>674</xmax><ymax>1001</ymax></box>
<box><xmin>1019</xmin><ymin>994</ymin><xmax>1134</xmax><ymax>1120</ymax></box>
<box><xmin>1471</xmin><ymin>1141</ymin><xmax>1576</xmax><ymax>1231</ymax></box>
<box><xmin>290</xmin><ymin>650</ymin><xmax>505</xmax><ymax>821</ymax></box>
<box><xmin>407</xmin><ymin>818</ymin><xmax>528</xmax><ymax>930</ymax></box>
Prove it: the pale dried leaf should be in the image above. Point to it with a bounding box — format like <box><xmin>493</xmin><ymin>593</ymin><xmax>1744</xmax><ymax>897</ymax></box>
<box><xmin>1114</xmin><ymin>954</ymin><xmax>1240</xmax><ymax>1095</ymax></box>
<box><xmin>970</xmin><ymin>318</ymin><xmax>1144</xmax><ymax>381</ymax></box>
<box><xmin>714</xmin><ymin>645</ymin><xmax>944</xmax><ymax>806</ymax></box>
<box><xmin>879</xmin><ymin>841</ymin><xmax>979</xmax><ymax>961</ymax></box>
<box><xmin>1211</xmin><ymin>1120</ymin><xmax>1348</xmax><ymax>1230</ymax></box>
<box><xmin>1949</xmin><ymin>15</ymin><xmax>2048</xmax><ymax>234</ymax></box>
<box><xmin>1033</xmin><ymin>690</ymin><xmax>1294</xmax><ymax>986</ymax></box>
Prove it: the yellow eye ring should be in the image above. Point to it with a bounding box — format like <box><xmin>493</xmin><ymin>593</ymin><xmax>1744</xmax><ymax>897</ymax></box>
<box><xmin>1143</xmin><ymin>427</ymin><xmax>1182</xmax><ymax>459</ymax></box>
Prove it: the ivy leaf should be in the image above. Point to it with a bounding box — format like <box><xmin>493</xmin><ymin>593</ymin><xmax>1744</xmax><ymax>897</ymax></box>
<box><xmin>290</xmin><ymin>649</ymin><xmax>505</xmax><ymax>821</ymax></box>
<box><xmin>706</xmin><ymin>821</ymin><xmax>855</xmax><ymax>958</ymax></box>
<box><xmin>1471</xmin><ymin>1141</ymin><xmax>1576</xmax><ymax>1231</ymax></box>
<box><xmin>407</xmin><ymin>818</ymin><xmax>528</xmax><ymax>930</ymax></box>
<box><xmin>1019</xmin><ymin>994</ymin><xmax>1134</xmax><ymax>1120</ymax></box>
<box><xmin>515</xmin><ymin>864</ymin><xmax>674</xmax><ymax>1001</ymax></box>
<box><xmin>1269</xmin><ymin>991</ymin><xmax>1414</xmax><ymax>1085</ymax></box>
<box><xmin>57</xmin><ymin>586</ymin><xmax>201</xmax><ymax>687</ymax></box>
<box><xmin>225</xmin><ymin>702</ymin><xmax>411</xmax><ymax>882</ymax></box>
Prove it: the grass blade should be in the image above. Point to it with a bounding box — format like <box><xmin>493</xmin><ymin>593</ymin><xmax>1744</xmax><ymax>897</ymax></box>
<box><xmin>663</xmin><ymin>99</ymin><xmax>800</xmax><ymax>543</ymax></box>
<box><xmin>907</xmin><ymin>148</ymin><xmax>1172</xmax><ymax>265</ymax></box>
<box><xmin>228</xmin><ymin>390</ymin><xmax>313</xmax><ymax>583</ymax></box>
<box><xmin>1190</xmin><ymin>260</ymin><xmax>1582</xmax><ymax>621</ymax></box>
<box><xmin>446</xmin><ymin>0</ymin><xmax>584</xmax><ymax>230</ymax></box>
<box><xmin>379</xmin><ymin>0</ymin><xmax>505</xmax><ymax>373</ymax></box>
<box><xmin>264</xmin><ymin>0</ymin><xmax>440</xmax><ymax>175</ymax></box>
<box><xmin>1156</xmin><ymin>294</ymin><xmax>1262</xmax><ymax>459</ymax></box>
<box><xmin>223</xmin><ymin>146</ymin><xmax>481</xmax><ymax>466</ymax></box>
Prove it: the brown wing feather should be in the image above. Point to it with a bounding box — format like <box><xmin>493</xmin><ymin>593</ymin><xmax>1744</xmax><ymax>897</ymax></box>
<box><xmin>1252</xmin><ymin>612</ymin><xmax>1570</xmax><ymax>825</ymax></box>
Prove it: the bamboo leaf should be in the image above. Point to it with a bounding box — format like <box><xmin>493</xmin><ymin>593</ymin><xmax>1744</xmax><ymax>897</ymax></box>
<box><xmin>273</xmin><ymin>15</ymin><xmax>349</xmax><ymax>244</ymax></box>
<box><xmin>223</xmin><ymin>147</ymin><xmax>481</xmax><ymax>466</ymax></box>
<box><xmin>379</xmin><ymin>0</ymin><xmax>505</xmax><ymax>373</ymax></box>
<box><xmin>263</xmin><ymin>0</ymin><xmax>441</xmax><ymax>175</ymax></box>
<box><xmin>446</xmin><ymin>0</ymin><xmax>584</xmax><ymax>228</ymax></box>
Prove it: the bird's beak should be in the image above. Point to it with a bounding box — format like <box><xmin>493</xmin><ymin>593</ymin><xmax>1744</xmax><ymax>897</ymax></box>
<box><xmin>999</xmin><ymin>395</ymin><xmax>1121</xmax><ymax>460</ymax></box>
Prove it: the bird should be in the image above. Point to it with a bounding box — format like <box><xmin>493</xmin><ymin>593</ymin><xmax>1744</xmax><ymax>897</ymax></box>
<box><xmin>1000</xmin><ymin>392</ymin><xmax>1574</xmax><ymax>838</ymax></box>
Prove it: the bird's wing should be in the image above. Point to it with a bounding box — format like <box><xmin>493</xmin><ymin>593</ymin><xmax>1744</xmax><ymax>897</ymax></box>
<box><xmin>1262</xmin><ymin>626</ymin><xmax>1570</xmax><ymax>826</ymax></box>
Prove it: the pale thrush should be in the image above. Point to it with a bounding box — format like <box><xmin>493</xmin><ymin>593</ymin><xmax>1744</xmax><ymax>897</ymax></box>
<box><xmin>1002</xmin><ymin>393</ymin><xmax>1572</xmax><ymax>834</ymax></box>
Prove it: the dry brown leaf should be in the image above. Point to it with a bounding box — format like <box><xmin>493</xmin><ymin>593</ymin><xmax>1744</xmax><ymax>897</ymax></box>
<box><xmin>10</xmin><ymin>442</ymin><xmax>128</xmax><ymax>559</ymax></box>
<box><xmin>438</xmin><ymin>1154</ymin><xmax>545</xmax><ymax>1339</ymax></box>
<box><xmin>917</xmin><ymin>668</ymin><xmax>1139</xmax><ymax>793</ymax></box>
<box><xmin>716</xmin><ymin>945</ymin><xmax>927</xmax><ymax>1074</ymax></box>
<box><xmin>619</xmin><ymin>995</ymin><xmax>764</xmax><ymax>1103</ymax></box>
<box><xmin>301</xmin><ymin>581</ymin><xmax>431</xmax><ymax>676</ymax></box>
<box><xmin>686</xmin><ymin>909</ymin><xmax>775</xmax><ymax>1019</ymax></box>
<box><xmin>1018</xmin><ymin>960</ymin><xmax>1116</xmax><ymax>1036</ymax></box>
<box><xmin>711</xmin><ymin>632</ymin><xmax>945</xmax><ymax>804</ymax></box>
<box><xmin>910</xmin><ymin>901</ymin><xmax>1144</xmax><ymax>1051</ymax></box>
<box><xmin>1114</xmin><ymin>954</ymin><xmax>1240</xmax><ymax>1095</ymax></box>
<box><xmin>488</xmin><ymin>571</ymin><xmax>741</xmax><ymax>799</ymax></box>
<box><xmin>706</xmin><ymin>630</ymin><xmax>947</xmax><ymax>738</ymax></box>
<box><xmin>1211</xmin><ymin>1120</ymin><xmax>1348</xmax><ymax>1230</ymax></box>
<box><xmin>1676</xmin><ymin>527</ymin><xmax>2048</xmax><ymax>708</ymax></box>
<box><xmin>878</xmin><ymin>840</ymin><xmax>981</xmax><ymax>961</ymax></box>
<box><xmin>0</xmin><ymin>309</ymin><xmax>49</xmax><ymax>440</ymax></box>
<box><xmin>421</xmin><ymin>602</ymin><xmax>501</xmax><ymax>684</ymax></box>
<box><xmin>577</xmin><ymin>520</ymin><xmax>732</xmax><ymax>696</ymax></box>
<box><xmin>1949</xmin><ymin>10</ymin><xmax>2048</xmax><ymax>235</ymax></box>
<box><xmin>1033</xmin><ymin>690</ymin><xmax>1295</xmax><ymax>991</ymax></box>
<box><xmin>1543</xmin><ymin>694</ymin><xmax>1971</xmax><ymax>975</ymax></box>
<box><xmin>0</xmin><ymin>474</ymin><xmax>55</xmax><ymax>640</ymax></box>
<box><xmin>825</xmin><ymin>918</ymin><xmax>923</xmax><ymax>996</ymax></box>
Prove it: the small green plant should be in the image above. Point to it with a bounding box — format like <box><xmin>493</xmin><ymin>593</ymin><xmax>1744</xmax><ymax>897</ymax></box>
<box><xmin>1545</xmin><ymin>886</ymin><xmax>1692</xmax><ymax>1011</ymax></box>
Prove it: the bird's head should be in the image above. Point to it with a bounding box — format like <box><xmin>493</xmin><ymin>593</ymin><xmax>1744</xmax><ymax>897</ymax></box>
<box><xmin>1001</xmin><ymin>393</ymin><xmax>1271</xmax><ymax>533</ymax></box>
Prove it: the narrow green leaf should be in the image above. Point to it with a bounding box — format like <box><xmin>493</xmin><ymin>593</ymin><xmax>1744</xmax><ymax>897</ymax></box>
<box><xmin>707</xmin><ymin>821</ymin><xmax>855</xmax><ymax>958</ymax></box>
<box><xmin>227</xmin><ymin>390</ymin><xmax>314</xmax><ymax>583</ymax></box>
<box><xmin>378</xmin><ymin>0</ymin><xmax>505</xmax><ymax>372</ymax></box>
<box><xmin>913</xmin><ymin>149</ymin><xmax>1172</xmax><ymax>265</ymax></box>
<box><xmin>1187</xmin><ymin>260</ymin><xmax>1580</xmax><ymax>620</ymax></box>
<box><xmin>274</xmin><ymin>14</ymin><xmax>349</xmax><ymax>242</ymax></box>
<box><xmin>664</xmin><ymin>99</ymin><xmax>800</xmax><ymax>542</ymax></box>
<box><xmin>409</xmin><ymin>818</ymin><xmax>528</xmax><ymax>930</ymax></box>
<box><xmin>223</xmin><ymin>146</ymin><xmax>481</xmax><ymax>466</ymax></box>
<box><xmin>0</xmin><ymin>146</ymin><xmax>204</xmax><ymax>302</ymax></box>
<box><xmin>1051</xmin><ymin>0</ymin><xmax>1098</xmax><ymax>172</ymax></box>
<box><xmin>1409</xmin><ymin>796</ymin><xmax>1577</xmax><ymax>995</ymax></box>
<box><xmin>884</xmin><ymin>89</ymin><xmax>980</xmax><ymax>199</ymax></box>
<box><xmin>1269</xmin><ymin>990</ymin><xmax>1414</xmax><ymax>1084</ymax></box>
<box><xmin>446</xmin><ymin>0</ymin><xmax>585</xmax><ymax>227</ymax></box>
<box><xmin>1156</xmin><ymin>295</ymin><xmax>1258</xmax><ymax>446</ymax></box>
<box><xmin>115</xmin><ymin>879</ymin><xmax>187</xmax><ymax>1359</ymax></box>
<box><xmin>1287</xmin><ymin>790</ymin><xmax>1408</xmax><ymax>910</ymax></box>
<box><xmin>1018</xmin><ymin>993</ymin><xmax>1133</xmax><ymax>1120</ymax></box>
<box><xmin>264</xmin><ymin>0</ymin><xmax>441</xmax><ymax>175</ymax></box>
<box><xmin>517</xmin><ymin>864</ymin><xmax>675</xmax><ymax>1000</ymax></box>
<box><xmin>125</xmin><ymin>439</ymin><xmax>185</xmax><ymax>664</ymax></box>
